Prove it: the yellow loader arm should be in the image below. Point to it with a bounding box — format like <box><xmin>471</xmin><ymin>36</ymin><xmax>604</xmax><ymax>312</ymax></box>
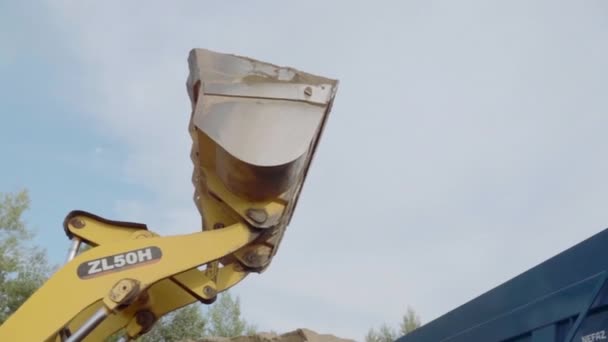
<box><xmin>0</xmin><ymin>49</ymin><xmax>338</xmax><ymax>341</ymax></box>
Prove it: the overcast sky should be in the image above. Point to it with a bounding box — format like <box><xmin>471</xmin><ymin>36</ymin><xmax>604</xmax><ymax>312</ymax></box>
<box><xmin>2</xmin><ymin>1</ymin><xmax>608</xmax><ymax>340</ymax></box>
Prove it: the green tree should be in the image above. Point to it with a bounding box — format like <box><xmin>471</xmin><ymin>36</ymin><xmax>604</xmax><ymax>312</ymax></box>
<box><xmin>140</xmin><ymin>304</ymin><xmax>207</xmax><ymax>342</ymax></box>
<box><xmin>399</xmin><ymin>307</ymin><xmax>421</xmax><ymax>335</ymax></box>
<box><xmin>365</xmin><ymin>324</ymin><xmax>397</xmax><ymax>342</ymax></box>
<box><xmin>107</xmin><ymin>292</ymin><xmax>255</xmax><ymax>341</ymax></box>
<box><xmin>0</xmin><ymin>190</ymin><xmax>51</xmax><ymax>324</ymax></box>
<box><xmin>365</xmin><ymin>307</ymin><xmax>421</xmax><ymax>342</ymax></box>
<box><xmin>206</xmin><ymin>292</ymin><xmax>256</xmax><ymax>337</ymax></box>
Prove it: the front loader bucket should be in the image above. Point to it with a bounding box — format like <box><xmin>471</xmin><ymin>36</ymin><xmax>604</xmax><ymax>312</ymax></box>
<box><xmin>187</xmin><ymin>49</ymin><xmax>338</xmax><ymax>269</ymax></box>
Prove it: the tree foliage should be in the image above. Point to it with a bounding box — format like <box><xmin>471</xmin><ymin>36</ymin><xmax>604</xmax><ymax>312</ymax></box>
<box><xmin>206</xmin><ymin>292</ymin><xmax>256</xmax><ymax>337</ymax></box>
<box><xmin>140</xmin><ymin>304</ymin><xmax>207</xmax><ymax>342</ymax></box>
<box><xmin>0</xmin><ymin>190</ymin><xmax>51</xmax><ymax>324</ymax></box>
<box><xmin>365</xmin><ymin>323</ymin><xmax>398</xmax><ymax>342</ymax></box>
<box><xmin>365</xmin><ymin>307</ymin><xmax>421</xmax><ymax>342</ymax></box>
<box><xmin>399</xmin><ymin>307</ymin><xmax>421</xmax><ymax>335</ymax></box>
<box><xmin>108</xmin><ymin>292</ymin><xmax>256</xmax><ymax>341</ymax></box>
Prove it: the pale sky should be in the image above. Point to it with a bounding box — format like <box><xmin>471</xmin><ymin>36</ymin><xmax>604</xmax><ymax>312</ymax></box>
<box><xmin>2</xmin><ymin>1</ymin><xmax>608</xmax><ymax>340</ymax></box>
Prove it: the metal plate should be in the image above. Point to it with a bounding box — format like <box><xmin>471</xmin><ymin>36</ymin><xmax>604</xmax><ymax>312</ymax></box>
<box><xmin>203</xmin><ymin>82</ymin><xmax>334</xmax><ymax>105</ymax></box>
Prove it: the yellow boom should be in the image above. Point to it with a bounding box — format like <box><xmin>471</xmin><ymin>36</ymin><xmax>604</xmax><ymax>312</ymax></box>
<box><xmin>0</xmin><ymin>49</ymin><xmax>338</xmax><ymax>341</ymax></box>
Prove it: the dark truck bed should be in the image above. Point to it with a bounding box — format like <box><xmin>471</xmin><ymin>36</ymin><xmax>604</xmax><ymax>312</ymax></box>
<box><xmin>397</xmin><ymin>228</ymin><xmax>608</xmax><ymax>342</ymax></box>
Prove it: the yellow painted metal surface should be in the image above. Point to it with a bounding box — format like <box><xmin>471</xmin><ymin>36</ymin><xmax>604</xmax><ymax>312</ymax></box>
<box><xmin>55</xmin><ymin>263</ymin><xmax>248</xmax><ymax>341</ymax></box>
<box><xmin>62</xmin><ymin>205</ymin><xmax>249</xmax><ymax>340</ymax></box>
<box><xmin>0</xmin><ymin>220</ymin><xmax>256</xmax><ymax>341</ymax></box>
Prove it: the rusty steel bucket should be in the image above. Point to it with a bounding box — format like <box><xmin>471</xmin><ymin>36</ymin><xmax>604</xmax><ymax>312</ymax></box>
<box><xmin>187</xmin><ymin>49</ymin><xmax>338</xmax><ymax>234</ymax></box>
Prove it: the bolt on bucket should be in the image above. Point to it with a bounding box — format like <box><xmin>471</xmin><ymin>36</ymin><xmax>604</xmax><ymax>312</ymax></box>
<box><xmin>187</xmin><ymin>48</ymin><xmax>338</xmax><ymax>232</ymax></box>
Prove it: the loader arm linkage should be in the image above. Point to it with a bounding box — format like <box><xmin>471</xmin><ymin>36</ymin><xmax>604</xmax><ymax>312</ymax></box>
<box><xmin>0</xmin><ymin>48</ymin><xmax>338</xmax><ymax>341</ymax></box>
<box><xmin>0</xmin><ymin>211</ymin><xmax>258</xmax><ymax>341</ymax></box>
